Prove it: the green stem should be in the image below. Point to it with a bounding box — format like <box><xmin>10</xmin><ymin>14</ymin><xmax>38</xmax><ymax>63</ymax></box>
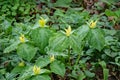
<box><xmin>75</xmin><ymin>42</ymin><xmax>85</xmax><ymax>65</ymax></box>
<box><xmin>68</xmin><ymin>46</ymin><xmax>71</xmax><ymax>65</ymax></box>
<box><xmin>75</xmin><ymin>52</ymin><xmax>81</xmax><ymax>65</ymax></box>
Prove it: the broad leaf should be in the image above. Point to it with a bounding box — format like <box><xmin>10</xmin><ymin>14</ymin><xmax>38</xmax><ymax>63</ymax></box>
<box><xmin>77</xmin><ymin>25</ymin><xmax>89</xmax><ymax>40</ymax></box>
<box><xmin>30</xmin><ymin>75</ymin><xmax>51</xmax><ymax>80</ymax></box>
<box><xmin>50</xmin><ymin>61</ymin><xmax>65</xmax><ymax>77</ymax></box>
<box><xmin>40</xmin><ymin>69</ymin><xmax>51</xmax><ymax>74</ymax></box>
<box><xmin>30</xmin><ymin>28</ymin><xmax>52</xmax><ymax>54</ymax></box>
<box><xmin>49</xmin><ymin>32</ymin><xmax>81</xmax><ymax>53</ymax></box>
<box><xmin>11</xmin><ymin>66</ymin><xmax>26</xmax><ymax>73</ymax></box>
<box><xmin>105</xmin><ymin>9</ymin><xmax>115</xmax><ymax>16</ymax></box>
<box><xmin>84</xmin><ymin>70</ymin><xmax>95</xmax><ymax>78</ymax></box>
<box><xmin>18</xmin><ymin>66</ymin><xmax>33</xmax><ymax>80</ymax></box>
<box><xmin>35</xmin><ymin>57</ymin><xmax>50</xmax><ymax>68</ymax></box>
<box><xmin>78</xmin><ymin>71</ymin><xmax>86</xmax><ymax>80</ymax></box>
<box><xmin>88</xmin><ymin>29</ymin><xmax>105</xmax><ymax>51</ymax></box>
<box><xmin>49</xmin><ymin>33</ymin><xmax>69</xmax><ymax>52</ymax></box>
<box><xmin>69</xmin><ymin>35</ymin><xmax>82</xmax><ymax>53</ymax></box>
<box><xmin>17</xmin><ymin>43</ymin><xmax>37</xmax><ymax>61</ymax></box>
<box><xmin>4</xmin><ymin>41</ymin><xmax>20</xmax><ymax>53</ymax></box>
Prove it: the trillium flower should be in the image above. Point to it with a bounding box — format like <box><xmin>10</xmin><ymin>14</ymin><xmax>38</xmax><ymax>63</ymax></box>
<box><xmin>88</xmin><ymin>20</ymin><xmax>97</xmax><ymax>29</ymax></box>
<box><xmin>18</xmin><ymin>61</ymin><xmax>25</xmax><ymax>67</ymax></box>
<box><xmin>19</xmin><ymin>34</ymin><xmax>25</xmax><ymax>43</ymax></box>
<box><xmin>50</xmin><ymin>55</ymin><xmax>55</xmax><ymax>63</ymax></box>
<box><xmin>39</xmin><ymin>18</ymin><xmax>47</xmax><ymax>27</ymax></box>
<box><xmin>33</xmin><ymin>65</ymin><xmax>40</xmax><ymax>75</ymax></box>
<box><xmin>65</xmin><ymin>26</ymin><xmax>72</xmax><ymax>37</ymax></box>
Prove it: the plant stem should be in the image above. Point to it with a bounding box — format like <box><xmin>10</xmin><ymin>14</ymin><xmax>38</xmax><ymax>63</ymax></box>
<box><xmin>75</xmin><ymin>52</ymin><xmax>81</xmax><ymax>65</ymax></box>
<box><xmin>68</xmin><ymin>46</ymin><xmax>71</xmax><ymax>65</ymax></box>
<box><xmin>75</xmin><ymin>42</ymin><xmax>85</xmax><ymax>65</ymax></box>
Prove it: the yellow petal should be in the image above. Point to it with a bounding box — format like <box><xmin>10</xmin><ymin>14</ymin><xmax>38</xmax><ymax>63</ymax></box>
<box><xmin>39</xmin><ymin>19</ymin><xmax>46</xmax><ymax>27</ymax></box>
<box><xmin>89</xmin><ymin>20</ymin><xmax>97</xmax><ymax>28</ymax></box>
<box><xmin>50</xmin><ymin>55</ymin><xmax>55</xmax><ymax>63</ymax></box>
<box><xmin>33</xmin><ymin>65</ymin><xmax>40</xmax><ymax>75</ymax></box>
<box><xmin>18</xmin><ymin>61</ymin><xmax>25</xmax><ymax>67</ymax></box>
<box><xmin>19</xmin><ymin>34</ymin><xmax>25</xmax><ymax>43</ymax></box>
<box><xmin>68</xmin><ymin>26</ymin><xmax>71</xmax><ymax>32</ymax></box>
<box><xmin>65</xmin><ymin>26</ymin><xmax>72</xmax><ymax>36</ymax></box>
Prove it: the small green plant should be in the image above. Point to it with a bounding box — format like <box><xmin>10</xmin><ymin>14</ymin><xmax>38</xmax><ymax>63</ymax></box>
<box><xmin>105</xmin><ymin>9</ymin><xmax>120</xmax><ymax>28</ymax></box>
<box><xmin>99</xmin><ymin>61</ymin><xmax>109</xmax><ymax>80</ymax></box>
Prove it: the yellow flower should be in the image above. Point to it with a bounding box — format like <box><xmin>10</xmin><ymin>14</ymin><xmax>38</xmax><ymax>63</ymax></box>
<box><xmin>50</xmin><ymin>55</ymin><xmax>55</xmax><ymax>63</ymax></box>
<box><xmin>89</xmin><ymin>20</ymin><xmax>97</xmax><ymax>28</ymax></box>
<box><xmin>65</xmin><ymin>26</ymin><xmax>72</xmax><ymax>37</ymax></box>
<box><xmin>18</xmin><ymin>61</ymin><xmax>25</xmax><ymax>67</ymax></box>
<box><xmin>33</xmin><ymin>65</ymin><xmax>40</xmax><ymax>75</ymax></box>
<box><xmin>19</xmin><ymin>34</ymin><xmax>25</xmax><ymax>43</ymax></box>
<box><xmin>39</xmin><ymin>18</ymin><xmax>46</xmax><ymax>27</ymax></box>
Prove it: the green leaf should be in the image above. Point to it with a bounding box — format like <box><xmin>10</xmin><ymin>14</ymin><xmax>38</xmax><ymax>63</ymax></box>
<box><xmin>11</xmin><ymin>66</ymin><xmax>25</xmax><ymax>73</ymax></box>
<box><xmin>101</xmin><ymin>0</ymin><xmax>118</xmax><ymax>5</ymax></box>
<box><xmin>88</xmin><ymin>29</ymin><xmax>105</xmax><ymax>51</ymax></box>
<box><xmin>69</xmin><ymin>35</ymin><xmax>82</xmax><ymax>53</ymax></box>
<box><xmin>105</xmin><ymin>9</ymin><xmax>115</xmax><ymax>16</ymax></box>
<box><xmin>47</xmin><ymin>50</ymin><xmax>68</xmax><ymax>57</ymax></box>
<box><xmin>104</xmin><ymin>49</ymin><xmax>118</xmax><ymax>57</ymax></box>
<box><xmin>35</xmin><ymin>57</ymin><xmax>50</xmax><ymax>68</ymax></box>
<box><xmin>115</xmin><ymin>56</ymin><xmax>120</xmax><ymax>66</ymax></box>
<box><xmin>77</xmin><ymin>25</ymin><xmax>89</xmax><ymax>40</ymax></box>
<box><xmin>30</xmin><ymin>75</ymin><xmax>51</xmax><ymax>80</ymax></box>
<box><xmin>84</xmin><ymin>70</ymin><xmax>95</xmax><ymax>78</ymax></box>
<box><xmin>17</xmin><ymin>43</ymin><xmax>37</xmax><ymax>61</ymax></box>
<box><xmin>49</xmin><ymin>33</ymin><xmax>69</xmax><ymax>52</ymax></box>
<box><xmin>1</xmin><ymin>20</ymin><xmax>11</xmax><ymax>30</ymax></box>
<box><xmin>103</xmin><ymin>69</ymin><xmax>109</xmax><ymax>80</ymax></box>
<box><xmin>0</xmin><ymin>69</ymin><xmax>6</xmax><ymax>74</ymax></box>
<box><xmin>18</xmin><ymin>66</ymin><xmax>33</xmax><ymax>80</ymax></box>
<box><xmin>105</xmin><ymin>9</ymin><xmax>120</xmax><ymax>18</ymax></box>
<box><xmin>40</xmin><ymin>69</ymin><xmax>51</xmax><ymax>74</ymax></box>
<box><xmin>115</xmin><ymin>9</ymin><xmax>120</xmax><ymax>17</ymax></box>
<box><xmin>99</xmin><ymin>61</ymin><xmax>106</xmax><ymax>69</ymax></box>
<box><xmin>78</xmin><ymin>71</ymin><xmax>86</xmax><ymax>80</ymax></box>
<box><xmin>30</xmin><ymin>28</ymin><xmax>52</xmax><ymax>54</ymax></box>
<box><xmin>54</xmin><ymin>0</ymin><xmax>72</xmax><ymax>7</ymax></box>
<box><xmin>50</xmin><ymin>61</ymin><xmax>65</xmax><ymax>77</ymax></box>
<box><xmin>5</xmin><ymin>73</ymin><xmax>17</xmax><ymax>80</ymax></box>
<box><xmin>103</xmin><ymin>29</ymin><xmax>116</xmax><ymax>36</ymax></box>
<box><xmin>71</xmin><ymin>70</ymin><xmax>86</xmax><ymax>80</ymax></box>
<box><xmin>49</xmin><ymin>32</ymin><xmax>81</xmax><ymax>53</ymax></box>
<box><xmin>115</xmin><ymin>56</ymin><xmax>120</xmax><ymax>63</ymax></box>
<box><xmin>4</xmin><ymin>41</ymin><xmax>20</xmax><ymax>53</ymax></box>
